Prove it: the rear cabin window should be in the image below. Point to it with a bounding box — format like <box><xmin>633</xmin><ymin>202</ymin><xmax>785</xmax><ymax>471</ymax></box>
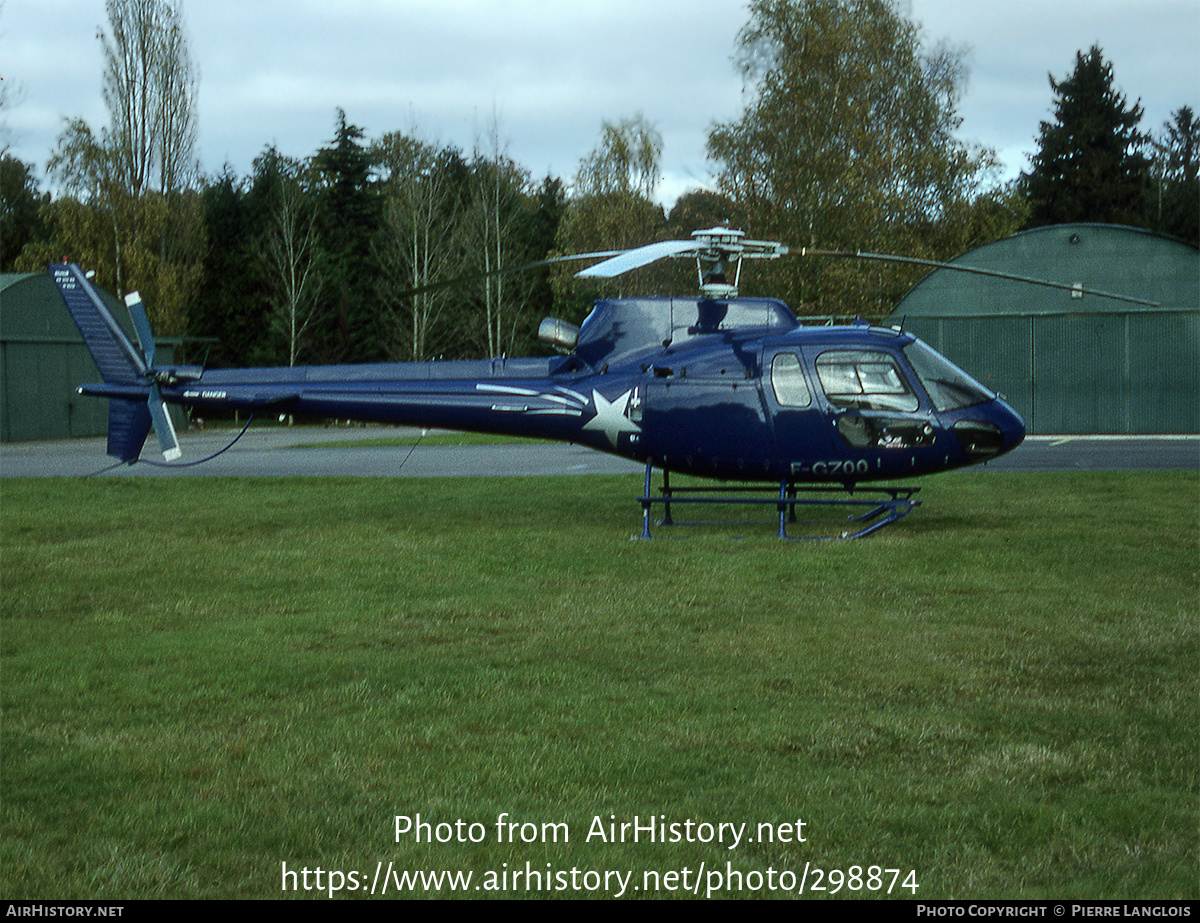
<box><xmin>816</xmin><ymin>350</ymin><xmax>919</xmax><ymax>412</ymax></box>
<box><xmin>770</xmin><ymin>352</ymin><xmax>811</xmax><ymax>407</ymax></box>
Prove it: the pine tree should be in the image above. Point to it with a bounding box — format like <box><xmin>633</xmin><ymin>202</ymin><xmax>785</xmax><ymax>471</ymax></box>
<box><xmin>194</xmin><ymin>167</ymin><xmax>272</xmax><ymax>368</ymax></box>
<box><xmin>1022</xmin><ymin>46</ymin><xmax>1151</xmax><ymax>229</ymax></box>
<box><xmin>1152</xmin><ymin>106</ymin><xmax>1199</xmax><ymax>244</ymax></box>
<box><xmin>314</xmin><ymin>110</ymin><xmax>382</xmax><ymax>362</ymax></box>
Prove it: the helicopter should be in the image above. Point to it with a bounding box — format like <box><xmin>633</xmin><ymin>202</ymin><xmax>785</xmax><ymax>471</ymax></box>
<box><xmin>50</xmin><ymin>227</ymin><xmax>1050</xmax><ymax>537</ymax></box>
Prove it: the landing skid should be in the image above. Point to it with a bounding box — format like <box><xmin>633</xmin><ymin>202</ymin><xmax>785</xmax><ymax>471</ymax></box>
<box><xmin>637</xmin><ymin>462</ymin><xmax>920</xmax><ymax>540</ymax></box>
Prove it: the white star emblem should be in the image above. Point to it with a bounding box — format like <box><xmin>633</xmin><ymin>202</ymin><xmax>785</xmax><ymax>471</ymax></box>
<box><xmin>582</xmin><ymin>389</ymin><xmax>640</xmax><ymax>446</ymax></box>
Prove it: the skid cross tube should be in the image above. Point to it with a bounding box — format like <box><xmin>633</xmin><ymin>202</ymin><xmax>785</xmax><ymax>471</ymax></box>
<box><xmin>639</xmin><ymin>461</ymin><xmax>920</xmax><ymax>540</ymax></box>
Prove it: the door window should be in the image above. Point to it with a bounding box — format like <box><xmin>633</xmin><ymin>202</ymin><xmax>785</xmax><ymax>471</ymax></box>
<box><xmin>816</xmin><ymin>351</ymin><xmax>919</xmax><ymax>412</ymax></box>
<box><xmin>770</xmin><ymin>352</ymin><xmax>811</xmax><ymax>407</ymax></box>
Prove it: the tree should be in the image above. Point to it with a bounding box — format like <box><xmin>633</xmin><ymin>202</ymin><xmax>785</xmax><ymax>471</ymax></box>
<box><xmin>373</xmin><ymin>132</ymin><xmax>469</xmax><ymax>361</ymax></box>
<box><xmin>257</xmin><ymin>149</ymin><xmax>324</xmax><ymax>367</ymax></box>
<box><xmin>313</xmin><ymin>110</ymin><xmax>382</xmax><ymax>362</ymax></box>
<box><xmin>194</xmin><ymin>167</ymin><xmax>274</xmax><ymax>369</ymax></box>
<box><xmin>99</xmin><ymin>0</ymin><xmax>198</xmax><ymax>198</ymax></box>
<box><xmin>0</xmin><ymin>155</ymin><xmax>47</xmax><ymax>270</ymax></box>
<box><xmin>554</xmin><ymin>114</ymin><xmax>668</xmax><ymax>306</ymax></box>
<box><xmin>1151</xmin><ymin>106</ymin><xmax>1199</xmax><ymax>244</ymax></box>
<box><xmin>46</xmin><ymin>117</ymin><xmax>137</xmax><ymax>290</ymax></box>
<box><xmin>0</xmin><ymin>2</ymin><xmax>26</xmax><ymax>158</ymax></box>
<box><xmin>575</xmin><ymin>113</ymin><xmax>662</xmax><ymax>200</ymax></box>
<box><xmin>1021</xmin><ymin>46</ymin><xmax>1151</xmax><ymax>230</ymax></box>
<box><xmin>45</xmin><ymin>0</ymin><xmax>202</xmax><ymax>333</ymax></box>
<box><xmin>707</xmin><ymin>0</ymin><xmax>1000</xmax><ymax>316</ymax></box>
<box><xmin>667</xmin><ymin>189</ymin><xmax>748</xmax><ymax>238</ymax></box>
<box><xmin>462</xmin><ymin>124</ymin><xmax>537</xmax><ymax>357</ymax></box>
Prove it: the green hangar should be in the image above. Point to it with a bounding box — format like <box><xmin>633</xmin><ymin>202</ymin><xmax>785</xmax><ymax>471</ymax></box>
<box><xmin>1</xmin><ymin>270</ymin><xmax>118</xmax><ymax>443</ymax></box>
<box><xmin>889</xmin><ymin>224</ymin><xmax>1198</xmax><ymax>434</ymax></box>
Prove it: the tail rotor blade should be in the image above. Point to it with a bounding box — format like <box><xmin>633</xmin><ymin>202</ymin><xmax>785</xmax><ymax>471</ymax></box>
<box><xmin>148</xmin><ymin>384</ymin><xmax>181</xmax><ymax>461</ymax></box>
<box><xmin>125</xmin><ymin>292</ymin><xmax>157</xmax><ymax>367</ymax></box>
<box><xmin>126</xmin><ymin>292</ymin><xmax>182</xmax><ymax>461</ymax></box>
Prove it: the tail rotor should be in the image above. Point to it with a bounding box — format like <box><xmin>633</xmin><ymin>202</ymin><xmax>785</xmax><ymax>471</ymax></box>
<box><xmin>50</xmin><ymin>263</ymin><xmax>186</xmax><ymax>463</ymax></box>
<box><xmin>124</xmin><ymin>291</ymin><xmax>181</xmax><ymax>462</ymax></box>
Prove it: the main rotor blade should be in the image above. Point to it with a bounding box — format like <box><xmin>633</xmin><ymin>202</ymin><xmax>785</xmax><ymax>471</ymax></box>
<box><xmin>387</xmin><ymin>250</ymin><xmax>625</xmax><ymax>301</ymax></box>
<box><xmin>800</xmin><ymin>249</ymin><xmax>1160</xmax><ymax>307</ymax></box>
<box><xmin>575</xmin><ymin>239</ymin><xmax>698</xmax><ymax>278</ymax></box>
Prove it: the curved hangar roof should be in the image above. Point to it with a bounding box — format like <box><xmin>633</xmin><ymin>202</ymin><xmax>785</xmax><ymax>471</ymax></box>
<box><xmin>891</xmin><ymin>224</ymin><xmax>1198</xmax><ymax>318</ymax></box>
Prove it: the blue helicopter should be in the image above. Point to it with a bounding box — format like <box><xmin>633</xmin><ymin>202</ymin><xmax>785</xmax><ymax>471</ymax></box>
<box><xmin>51</xmin><ymin>227</ymin><xmax>1037</xmax><ymax>537</ymax></box>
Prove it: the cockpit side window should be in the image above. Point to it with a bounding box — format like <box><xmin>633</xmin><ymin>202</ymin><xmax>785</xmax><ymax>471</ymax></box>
<box><xmin>816</xmin><ymin>350</ymin><xmax>919</xmax><ymax>412</ymax></box>
<box><xmin>770</xmin><ymin>352</ymin><xmax>811</xmax><ymax>407</ymax></box>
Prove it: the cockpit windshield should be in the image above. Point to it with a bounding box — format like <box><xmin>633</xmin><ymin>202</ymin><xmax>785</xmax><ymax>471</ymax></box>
<box><xmin>903</xmin><ymin>341</ymin><xmax>994</xmax><ymax>412</ymax></box>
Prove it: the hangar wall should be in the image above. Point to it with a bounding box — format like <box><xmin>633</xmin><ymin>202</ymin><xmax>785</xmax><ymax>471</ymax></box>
<box><xmin>890</xmin><ymin>225</ymin><xmax>1199</xmax><ymax>435</ymax></box>
<box><xmin>1</xmin><ymin>272</ymin><xmax>113</xmax><ymax>442</ymax></box>
<box><xmin>896</xmin><ymin>310</ymin><xmax>1198</xmax><ymax>434</ymax></box>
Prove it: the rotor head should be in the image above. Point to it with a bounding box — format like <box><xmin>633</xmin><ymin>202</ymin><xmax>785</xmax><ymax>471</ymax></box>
<box><xmin>576</xmin><ymin>226</ymin><xmax>787</xmax><ymax>298</ymax></box>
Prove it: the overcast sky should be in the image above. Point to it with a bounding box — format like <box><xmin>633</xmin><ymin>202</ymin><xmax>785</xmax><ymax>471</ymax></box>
<box><xmin>2</xmin><ymin>0</ymin><xmax>1197</xmax><ymax>207</ymax></box>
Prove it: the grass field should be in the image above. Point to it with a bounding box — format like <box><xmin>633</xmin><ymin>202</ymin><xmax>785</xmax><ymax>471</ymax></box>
<box><xmin>1</xmin><ymin>470</ymin><xmax>1196</xmax><ymax>900</ymax></box>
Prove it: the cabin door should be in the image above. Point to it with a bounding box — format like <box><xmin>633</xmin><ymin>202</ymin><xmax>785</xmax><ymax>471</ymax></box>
<box><xmin>641</xmin><ymin>373</ymin><xmax>773</xmax><ymax>477</ymax></box>
<box><xmin>763</xmin><ymin>348</ymin><xmax>835</xmax><ymax>476</ymax></box>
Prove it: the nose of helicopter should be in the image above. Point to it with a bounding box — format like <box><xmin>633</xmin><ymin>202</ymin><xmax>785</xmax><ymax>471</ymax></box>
<box><xmin>996</xmin><ymin>397</ymin><xmax>1026</xmax><ymax>456</ymax></box>
<box><xmin>946</xmin><ymin>396</ymin><xmax>1026</xmax><ymax>464</ymax></box>
<box><xmin>978</xmin><ymin>396</ymin><xmax>1026</xmax><ymax>462</ymax></box>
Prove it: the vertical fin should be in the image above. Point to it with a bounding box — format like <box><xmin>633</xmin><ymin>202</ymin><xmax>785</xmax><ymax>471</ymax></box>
<box><xmin>50</xmin><ymin>264</ymin><xmax>146</xmax><ymax>384</ymax></box>
<box><xmin>106</xmin><ymin>398</ymin><xmax>153</xmax><ymax>464</ymax></box>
